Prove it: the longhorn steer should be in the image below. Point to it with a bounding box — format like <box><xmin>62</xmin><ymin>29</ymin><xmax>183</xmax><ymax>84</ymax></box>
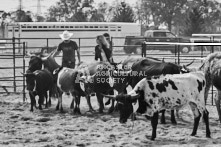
<box><xmin>105</xmin><ymin>72</ymin><xmax>210</xmax><ymax>140</ymax></box>
<box><xmin>77</xmin><ymin>61</ymin><xmax>119</xmax><ymax>113</ymax></box>
<box><xmin>26</xmin><ymin>52</ymin><xmax>63</xmax><ymax>111</ymax></box>
<box><xmin>112</xmin><ymin>57</ymin><xmax>194</xmax><ymax>124</ymax></box>
<box><xmin>23</xmin><ymin>69</ymin><xmax>54</xmax><ymax>111</ymax></box>
<box><xmin>54</xmin><ymin>67</ymin><xmax>94</xmax><ymax>113</ymax></box>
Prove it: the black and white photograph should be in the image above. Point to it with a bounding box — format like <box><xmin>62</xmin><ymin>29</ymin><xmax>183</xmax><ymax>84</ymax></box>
<box><xmin>1</xmin><ymin>0</ymin><xmax>221</xmax><ymax>146</ymax></box>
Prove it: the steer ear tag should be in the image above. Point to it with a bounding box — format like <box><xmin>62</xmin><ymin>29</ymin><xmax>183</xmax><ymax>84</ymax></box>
<box><xmin>80</xmin><ymin>82</ymin><xmax>85</xmax><ymax>92</ymax></box>
<box><xmin>132</xmin><ymin>100</ymin><xmax>139</xmax><ymax>113</ymax></box>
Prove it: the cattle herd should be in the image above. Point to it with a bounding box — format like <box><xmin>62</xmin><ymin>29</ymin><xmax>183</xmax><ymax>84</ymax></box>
<box><xmin>22</xmin><ymin>52</ymin><xmax>221</xmax><ymax>141</ymax></box>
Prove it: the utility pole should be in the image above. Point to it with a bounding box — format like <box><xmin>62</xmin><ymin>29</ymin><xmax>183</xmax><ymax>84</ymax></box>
<box><xmin>18</xmin><ymin>0</ymin><xmax>23</xmax><ymax>22</ymax></box>
<box><xmin>36</xmin><ymin>0</ymin><xmax>43</xmax><ymax>16</ymax></box>
<box><xmin>18</xmin><ymin>0</ymin><xmax>23</xmax><ymax>11</ymax></box>
<box><xmin>31</xmin><ymin>0</ymin><xmax>45</xmax><ymax>21</ymax></box>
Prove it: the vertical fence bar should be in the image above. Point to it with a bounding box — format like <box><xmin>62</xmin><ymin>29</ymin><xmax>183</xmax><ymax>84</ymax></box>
<box><xmin>23</xmin><ymin>42</ymin><xmax>26</xmax><ymax>102</ymax></box>
<box><xmin>110</xmin><ymin>36</ymin><xmax>113</xmax><ymax>51</ymax></box>
<box><xmin>177</xmin><ymin>38</ymin><xmax>180</xmax><ymax>65</ymax></box>
<box><xmin>142</xmin><ymin>41</ymin><xmax>146</xmax><ymax>57</ymax></box>
<box><xmin>78</xmin><ymin>38</ymin><xmax>81</xmax><ymax>51</ymax></box>
<box><xmin>47</xmin><ymin>38</ymin><xmax>49</xmax><ymax>53</ymax></box>
<box><xmin>201</xmin><ymin>45</ymin><xmax>203</xmax><ymax>60</ymax></box>
<box><xmin>12</xmin><ymin>37</ymin><xmax>16</xmax><ymax>92</ymax></box>
<box><xmin>211</xmin><ymin>36</ymin><xmax>214</xmax><ymax>105</ymax></box>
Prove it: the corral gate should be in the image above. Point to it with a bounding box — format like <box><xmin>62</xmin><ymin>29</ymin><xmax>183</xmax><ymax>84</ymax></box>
<box><xmin>0</xmin><ymin>36</ymin><xmax>219</xmax><ymax>106</ymax></box>
<box><xmin>0</xmin><ymin>38</ymin><xmax>26</xmax><ymax>101</ymax></box>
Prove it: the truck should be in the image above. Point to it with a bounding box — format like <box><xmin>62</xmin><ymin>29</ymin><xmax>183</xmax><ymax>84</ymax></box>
<box><xmin>123</xmin><ymin>30</ymin><xmax>191</xmax><ymax>54</ymax></box>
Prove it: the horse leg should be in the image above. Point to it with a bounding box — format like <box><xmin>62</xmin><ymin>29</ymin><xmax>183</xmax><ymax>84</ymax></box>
<box><xmin>203</xmin><ymin>109</ymin><xmax>211</xmax><ymax>138</ymax></box>
<box><xmin>215</xmin><ymin>90</ymin><xmax>221</xmax><ymax>123</ymax></box>
<box><xmin>204</xmin><ymin>81</ymin><xmax>211</xmax><ymax>105</ymax></box>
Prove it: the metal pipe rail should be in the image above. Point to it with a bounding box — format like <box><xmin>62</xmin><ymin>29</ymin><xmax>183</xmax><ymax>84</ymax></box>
<box><xmin>144</xmin><ymin>42</ymin><xmax>221</xmax><ymax>46</ymax></box>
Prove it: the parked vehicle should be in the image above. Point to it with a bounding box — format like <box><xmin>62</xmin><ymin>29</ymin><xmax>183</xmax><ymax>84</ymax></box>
<box><xmin>123</xmin><ymin>30</ymin><xmax>191</xmax><ymax>54</ymax></box>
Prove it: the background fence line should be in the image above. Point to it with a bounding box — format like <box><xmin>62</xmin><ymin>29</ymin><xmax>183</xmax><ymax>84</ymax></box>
<box><xmin>0</xmin><ymin>37</ymin><xmax>219</xmax><ymax>105</ymax></box>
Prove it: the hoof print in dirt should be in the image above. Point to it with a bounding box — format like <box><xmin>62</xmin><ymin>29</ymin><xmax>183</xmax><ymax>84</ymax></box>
<box><xmin>21</xmin><ymin>116</ymin><xmax>32</xmax><ymax>121</ymax></box>
<box><xmin>36</xmin><ymin>117</ymin><xmax>51</xmax><ymax>122</ymax></box>
<box><xmin>10</xmin><ymin>115</ymin><xmax>19</xmax><ymax>119</ymax></box>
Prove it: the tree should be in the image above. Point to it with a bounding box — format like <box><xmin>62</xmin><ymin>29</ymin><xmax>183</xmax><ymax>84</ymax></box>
<box><xmin>36</xmin><ymin>16</ymin><xmax>45</xmax><ymax>22</ymax></box>
<box><xmin>0</xmin><ymin>12</ymin><xmax>11</xmax><ymax>38</ymax></box>
<box><xmin>181</xmin><ymin>0</ymin><xmax>221</xmax><ymax>35</ymax></box>
<box><xmin>183</xmin><ymin>7</ymin><xmax>204</xmax><ymax>36</ymax></box>
<box><xmin>111</xmin><ymin>2</ymin><xmax>135</xmax><ymax>22</ymax></box>
<box><xmin>46</xmin><ymin>0</ymin><xmax>94</xmax><ymax>22</ymax></box>
<box><xmin>141</xmin><ymin>0</ymin><xmax>188</xmax><ymax>31</ymax></box>
<box><xmin>89</xmin><ymin>9</ymin><xmax>105</xmax><ymax>22</ymax></box>
<box><xmin>96</xmin><ymin>2</ymin><xmax>112</xmax><ymax>22</ymax></box>
<box><xmin>200</xmin><ymin>0</ymin><xmax>221</xmax><ymax>33</ymax></box>
<box><xmin>15</xmin><ymin>10</ymin><xmax>32</xmax><ymax>22</ymax></box>
<box><xmin>69</xmin><ymin>8</ymin><xmax>87</xmax><ymax>22</ymax></box>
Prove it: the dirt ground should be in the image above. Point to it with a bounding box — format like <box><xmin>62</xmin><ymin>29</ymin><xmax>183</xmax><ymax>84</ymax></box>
<box><xmin>0</xmin><ymin>93</ymin><xmax>221</xmax><ymax>147</ymax></box>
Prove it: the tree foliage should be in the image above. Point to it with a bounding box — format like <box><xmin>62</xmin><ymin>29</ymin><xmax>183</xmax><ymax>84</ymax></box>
<box><xmin>45</xmin><ymin>0</ymin><xmax>135</xmax><ymax>22</ymax></box>
<box><xmin>140</xmin><ymin>0</ymin><xmax>187</xmax><ymax>31</ymax></box>
<box><xmin>46</xmin><ymin>0</ymin><xmax>94</xmax><ymax>22</ymax></box>
<box><xmin>137</xmin><ymin>0</ymin><xmax>221</xmax><ymax>35</ymax></box>
<box><xmin>111</xmin><ymin>2</ymin><xmax>135</xmax><ymax>22</ymax></box>
<box><xmin>183</xmin><ymin>7</ymin><xmax>204</xmax><ymax>36</ymax></box>
<box><xmin>14</xmin><ymin>10</ymin><xmax>32</xmax><ymax>22</ymax></box>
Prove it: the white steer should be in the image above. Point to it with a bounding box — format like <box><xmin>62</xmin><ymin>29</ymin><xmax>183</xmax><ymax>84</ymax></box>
<box><xmin>105</xmin><ymin>71</ymin><xmax>211</xmax><ymax>140</ymax></box>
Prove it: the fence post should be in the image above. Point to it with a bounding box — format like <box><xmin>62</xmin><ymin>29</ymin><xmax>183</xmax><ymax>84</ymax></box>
<box><xmin>110</xmin><ymin>36</ymin><xmax>113</xmax><ymax>52</ymax></box>
<box><xmin>177</xmin><ymin>38</ymin><xmax>180</xmax><ymax>65</ymax></box>
<box><xmin>78</xmin><ymin>38</ymin><xmax>81</xmax><ymax>51</ymax></box>
<box><xmin>211</xmin><ymin>36</ymin><xmax>214</xmax><ymax>105</ymax></box>
<box><xmin>12</xmin><ymin>37</ymin><xmax>16</xmax><ymax>92</ymax></box>
<box><xmin>142</xmin><ymin>41</ymin><xmax>146</xmax><ymax>57</ymax></box>
<box><xmin>46</xmin><ymin>38</ymin><xmax>49</xmax><ymax>53</ymax></box>
<box><xmin>23</xmin><ymin>42</ymin><xmax>26</xmax><ymax>102</ymax></box>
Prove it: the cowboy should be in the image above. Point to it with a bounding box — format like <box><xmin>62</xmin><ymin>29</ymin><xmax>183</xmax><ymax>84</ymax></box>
<box><xmin>52</xmin><ymin>30</ymin><xmax>81</xmax><ymax>68</ymax></box>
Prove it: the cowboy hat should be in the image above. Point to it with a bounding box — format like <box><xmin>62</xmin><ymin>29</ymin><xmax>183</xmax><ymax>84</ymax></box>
<box><xmin>59</xmin><ymin>30</ymin><xmax>73</xmax><ymax>40</ymax></box>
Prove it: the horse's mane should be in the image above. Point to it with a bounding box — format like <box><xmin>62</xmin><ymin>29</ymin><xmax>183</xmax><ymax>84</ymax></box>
<box><xmin>204</xmin><ymin>52</ymin><xmax>221</xmax><ymax>63</ymax></box>
<box><xmin>198</xmin><ymin>52</ymin><xmax>221</xmax><ymax>71</ymax></box>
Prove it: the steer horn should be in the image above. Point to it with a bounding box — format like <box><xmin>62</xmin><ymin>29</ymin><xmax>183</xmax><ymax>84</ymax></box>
<box><xmin>130</xmin><ymin>93</ymin><xmax>140</xmax><ymax>100</ymax></box>
<box><xmin>25</xmin><ymin>51</ymin><xmax>35</xmax><ymax>58</ymax></box>
<box><xmin>184</xmin><ymin>60</ymin><xmax>195</xmax><ymax>67</ymax></box>
<box><xmin>101</xmin><ymin>94</ymin><xmax>116</xmax><ymax>100</ymax></box>
<box><xmin>198</xmin><ymin>62</ymin><xmax>205</xmax><ymax>70</ymax></box>
<box><xmin>21</xmin><ymin>72</ymin><xmax>26</xmax><ymax>76</ymax></box>
<box><xmin>41</xmin><ymin>50</ymin><xmax>54</xmax><ymax>60</ymax></box>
